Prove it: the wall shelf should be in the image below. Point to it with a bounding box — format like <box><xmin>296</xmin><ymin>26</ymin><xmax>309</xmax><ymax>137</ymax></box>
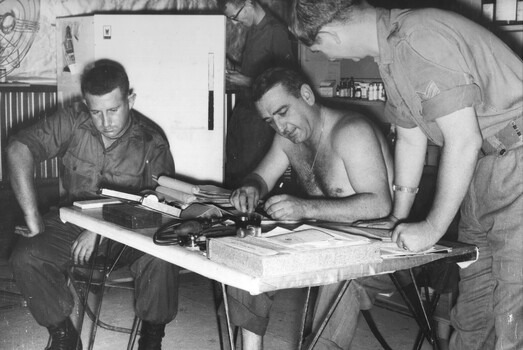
<box><xmin>497</xmin><ymin>23</ymin><xmax>523</xmax><ymax>31</ymax></box>
<box><xmin>326</xmin><ymin>97</ymin><xmax>386</xmax><ymax>106</ymax></box>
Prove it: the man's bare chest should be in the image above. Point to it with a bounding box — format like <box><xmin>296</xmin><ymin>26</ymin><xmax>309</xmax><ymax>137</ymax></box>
<box><xmin>288</xmin><ymin>146</ymin><xmax>354</xmax><ymax>198</ymax></box>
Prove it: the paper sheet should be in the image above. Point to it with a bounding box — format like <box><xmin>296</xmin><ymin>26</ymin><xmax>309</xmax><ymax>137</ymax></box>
<box><xmin>380</xmin><ymin>243</ymin><xmax>451</xmax><ymax>259</ymax></box>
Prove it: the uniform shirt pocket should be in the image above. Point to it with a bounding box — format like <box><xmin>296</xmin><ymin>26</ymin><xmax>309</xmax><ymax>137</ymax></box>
<box><xmin>61</xmin><ymin>152</ymin><xmax>100</xmax><ymax>197</ymax></box>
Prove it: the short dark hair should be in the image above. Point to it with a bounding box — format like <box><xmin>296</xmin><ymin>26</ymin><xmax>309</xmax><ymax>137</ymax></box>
<box><xmin>81</xmin><ymin>59</ymin><xmax>130</xmax><ymax>96</ymax></box>
<box><xmin>252</xmin><ymin>67</ymin><xmax>311</xmax><ymax>103</ymax></box>
<box><xmin>216</xmin><ymin>0</ymin><xmax>246</xmax><ymax>11</ymax></box>
<box><xmin>290</xmin><ymin>0</ymin><xmax>361</xmax><ymax>46</ymax></box>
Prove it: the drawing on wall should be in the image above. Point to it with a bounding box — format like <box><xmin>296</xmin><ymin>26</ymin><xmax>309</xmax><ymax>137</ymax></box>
<box><xmin>0</xmin><ymin>0</ymin><xmax>40</xmax><ymax>80</ymax></box>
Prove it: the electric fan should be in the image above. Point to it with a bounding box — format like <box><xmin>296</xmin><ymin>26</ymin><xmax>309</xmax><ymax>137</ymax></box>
<box><xmin>0</xmin><ymin>0</ymin><xmax>40</xmax><ymax>80</ymax></box>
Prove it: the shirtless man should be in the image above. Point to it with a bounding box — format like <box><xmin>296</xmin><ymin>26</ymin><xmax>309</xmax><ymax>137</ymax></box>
<box><xmin>227</xmin><ymin>67</ymin><xmax>394</xmax><ymax>350</ymax></box>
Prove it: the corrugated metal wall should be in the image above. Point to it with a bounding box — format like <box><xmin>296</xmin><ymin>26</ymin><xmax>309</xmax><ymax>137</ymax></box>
<box><xmin>0</xmin><ymin>85</ymin><xmax>58</xmax><ymax>182</ymax></box>
<box><xmin>0</xmin><ymin>88</ymin><xmax>239</xmax><ymax>183</ymax></box>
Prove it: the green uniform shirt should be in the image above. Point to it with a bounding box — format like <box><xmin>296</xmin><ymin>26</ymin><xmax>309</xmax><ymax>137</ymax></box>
<box><xmin>375</xmin><ymin>8</ymin><xmax>523</xmax><ymax>145</ymax></box>
<box><xmin>11</xmin><ymin>102</ymin><xmax>175</xmax><ymax>205</ymax></box>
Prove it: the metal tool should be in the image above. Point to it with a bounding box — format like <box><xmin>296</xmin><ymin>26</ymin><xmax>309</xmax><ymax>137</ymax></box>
<box><xmin>235</xmin><ymin>213</ymin><xmax>262</xmax><ymax>238</ymax></box>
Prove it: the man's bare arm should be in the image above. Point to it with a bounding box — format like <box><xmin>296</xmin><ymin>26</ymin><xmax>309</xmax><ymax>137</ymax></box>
<box><xmin>266</xmin><ymin>118</ymin><xmax>392</xmax><ymax>222</ymax></box>
<box><xmin>393</xmin><ymin>107</ymin><xmax>482</xmax><ymax>251</ymax></box>
<box><xmin>391</xmin><ymin>126</ymin><xmax>428</xmax><ymax>220</ymax></box>
<box><xmin>7</xmin><ymin>140</ymin><xmax>45</xmax><ymax>236</ymax></box>
<box><xmin>230</xmin><ymin>136</ymin><xmax>290</xmax><ymax>212</ymax></box>
<box><xmin>354</xmin><ymin>125</ymin><xmax>427</xmax><ymax>229</ymax></box>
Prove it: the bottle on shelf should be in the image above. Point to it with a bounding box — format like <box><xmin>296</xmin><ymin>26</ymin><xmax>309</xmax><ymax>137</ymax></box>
<box><xmin>348</xmin><ymin>77</ymin><xmax>355</xmax><ymax>98</ymax></box>
<box><xmin>378</xmin><ymin>83</ymin><xmax>386</xmax><ymax>101</ymax></box>
<box><xmin>369</xmin><ymin>83</ymin><xmax>377</xmax><ymax>101</ymax></box>
<box><xmin>360</xmin><ymin>82</ymin><xmax>369</xmax><ymax>100</ymax></box>
<box><xmin>354</xmin><ymin>84</ymin><xmax>361</xmax><ymax>99</ymax></box>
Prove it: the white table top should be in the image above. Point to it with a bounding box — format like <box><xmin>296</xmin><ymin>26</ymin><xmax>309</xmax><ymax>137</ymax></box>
<box><xmin>60</xmin><ymin>207</ymin><xmax>477</xmax><ymax>295</ymax></box>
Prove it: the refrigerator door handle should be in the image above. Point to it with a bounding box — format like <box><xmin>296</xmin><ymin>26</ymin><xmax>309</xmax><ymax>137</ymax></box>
<box><xmin>208</xmin><ymin>53</ymin><xmax>214</xmax><ymax>131</ymax></box>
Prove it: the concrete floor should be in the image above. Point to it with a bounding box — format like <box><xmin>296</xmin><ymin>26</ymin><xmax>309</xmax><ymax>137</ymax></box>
<box><xmin>1</xmin><ymin>264</ymin><xmax>435</xmax><ymax>350</ymax></box>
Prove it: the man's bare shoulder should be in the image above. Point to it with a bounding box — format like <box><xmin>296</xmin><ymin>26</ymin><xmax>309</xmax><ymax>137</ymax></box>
<box><xmin>329</xmin><ymin>110</ymin><xmax>380</xmax><ymax>147</ymax></box>
<box><xmin>274</xmin><ymin>132</ymin><xmax>296</xmax><ymax>151</ymax></box>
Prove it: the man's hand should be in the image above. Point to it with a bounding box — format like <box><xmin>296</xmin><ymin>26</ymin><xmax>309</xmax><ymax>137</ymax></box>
<box><xmin>14</xmin><ymin>211</ymin><xmax>45</xmax><ymax>237</ymax></box>
<box><xmin>71</xmin><ymin>230</ymin><xmax>100</xmax><ymax>265</ymax></box>
<box><xmin>226</xmin><ymin>71</ymin><xmax>252</xmax><ymax>88</ymax></box>
<box><xmin>264</xmin><ymin>194</ymin><xmax>307</xmax><ymax>221</ymax></box>
<box><xmin>230</xmin><ymin>185</ymin><xmax>260</xmax><ymax>213</ymax></box>
<box><xmin>353</xmin><ymin>215</ymin><xmax>399</xmax><ymax>229</ymax></box>
<box><xmin>391</xmin><ymin>220</ymin><xmax>441</xmax><ymax>252</ymax></box>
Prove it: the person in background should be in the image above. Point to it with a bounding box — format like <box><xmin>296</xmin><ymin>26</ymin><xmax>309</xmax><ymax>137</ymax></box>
<box><xmin>227</xmin><ymin>66</ymin><xmax>394</xmax><ymax>350</ymax></box>
<box><xmin>290</xmin><ymin>1</ymin><xmax>523</xmax><ymax>349</ymax></box>
<box><xmin>218</xmin><ymin>0</ymin><xmax>295</xmax><ymax>188</ymax></box>
<box><xmin>8</xmin><ymin>60</ymin><xmax>179</xmax><ymax>350</ymax></box>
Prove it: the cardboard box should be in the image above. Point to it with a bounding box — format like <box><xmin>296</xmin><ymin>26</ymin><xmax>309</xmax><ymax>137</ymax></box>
<box><xmin>318</xmin><ymin>80</ymin><xmax>336</xmax><ymax>97</ymax></box>
<box><xmin>207</xmin><ymin>226</ymin><xmax>381</xmax><ymax>277</ymax></box>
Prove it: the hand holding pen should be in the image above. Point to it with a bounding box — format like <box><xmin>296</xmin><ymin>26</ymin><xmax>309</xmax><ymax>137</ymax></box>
<box><xmin>229</xmin><ymin>184</ymin><xmax>260</xmax><ymax>213</ymax></box>
<box><xmin>225</xmin><ymin>70</ymin><xmax>252</xmax><ymax>88</ymax></box>
<box><xmin>230</xmin><ymin>180</ymin><xmax>284</xmax><ymax>214</ymax></box>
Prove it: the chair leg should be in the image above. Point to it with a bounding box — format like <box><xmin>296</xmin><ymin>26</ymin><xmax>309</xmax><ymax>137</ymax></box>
<box><xmin>75</xmin><ymin>235</ymin><xmax>103</xmax><ymax>341</ymax></box>
<box><xmin>87</xmin><ymin>241</ymin><xmax>113</xmax><ymax>350</ymax></box>
<box><xmin>127</xmin><ymin>316</ymin><xmax>142</xmax><ymax>350</ymax></box>
<box><xmin>68</xmin><ymin>241</ymin><xmax>140</xmax><ymax>348</ymax></box>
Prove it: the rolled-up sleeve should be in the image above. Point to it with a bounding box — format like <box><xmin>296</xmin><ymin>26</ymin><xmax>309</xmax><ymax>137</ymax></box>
<box><xmin>9</xmin><ymin>108</ymin><xmax>75</xmax><ymax>163</ymax></box>
<box><xmin>384</xmin><ymin>100</ymin><xmax>417</xmax><ymax>128</ymax></box>
<box><xmin>395</xmin><ymin>29</ymin><xmax>481</xmax><ymax>121</ymax></box>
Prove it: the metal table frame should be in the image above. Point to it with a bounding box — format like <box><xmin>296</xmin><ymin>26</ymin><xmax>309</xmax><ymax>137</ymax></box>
<box><xmin>59</xmin><ymin>207</ymin><xmax>477</xmax><ymax>350</ymax></box>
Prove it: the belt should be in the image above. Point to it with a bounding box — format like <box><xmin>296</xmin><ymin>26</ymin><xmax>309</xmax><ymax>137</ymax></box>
<box><xmin>481</xmin><ymin>116</ymin><xmax>523</xmax><ymax>156</ymax></box>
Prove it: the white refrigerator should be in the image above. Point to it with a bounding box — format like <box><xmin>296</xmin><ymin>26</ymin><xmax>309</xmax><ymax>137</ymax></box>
<box><xmin>56</xmin><ymin>14</ymin><xmax>226</xmax><ymax>184</ymax></box>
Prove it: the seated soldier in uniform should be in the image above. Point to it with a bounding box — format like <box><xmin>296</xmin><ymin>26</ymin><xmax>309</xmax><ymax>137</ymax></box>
<box><xmin>226</xmin><ymin>67</ymin><xmax>394</xmax><ymax>350</ymax></box>
<box><xmin>8</xmin><ymin>60</ymin><xmax>179</xmax><ymax>350</ymax></box>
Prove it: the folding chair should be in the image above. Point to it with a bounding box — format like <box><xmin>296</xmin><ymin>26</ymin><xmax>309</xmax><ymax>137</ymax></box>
<box><xmin>66</xmin><ymin>236</ymin><xmax>141</xmax><ymax>350</ymax></box>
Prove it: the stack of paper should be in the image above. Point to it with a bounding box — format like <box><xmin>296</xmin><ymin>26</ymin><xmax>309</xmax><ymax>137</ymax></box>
<box><xmin>156</xmin><ymin>176</ymin><xmax>232</xmax><ymax>207</ymax></box>
<box><xmin>208</xmin><ymin>224</ymin><xmax>381</xmax><ymax>277</ymax></box>
<box><xmin>98</xmin><ymin>188</ymin><xmax>181</xmax><ymax>217</ymax></box>
<box><xmin>97</xmin><ymin>177</ymin><xmax>232</xmax><ymax>217</ymax></box>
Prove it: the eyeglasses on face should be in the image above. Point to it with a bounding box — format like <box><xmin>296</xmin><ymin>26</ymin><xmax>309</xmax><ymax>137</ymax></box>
<box><xmin>228</xmin><ymin>3</ymin><xmax>245</xmax><ymax>21</ymax></box>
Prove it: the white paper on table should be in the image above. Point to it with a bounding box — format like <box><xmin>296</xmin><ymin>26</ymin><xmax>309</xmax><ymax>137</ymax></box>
<box><xmin>260</xmin><ymin>224</ymin><xmax>371</xmax><ymax>251</ymax></box>
<box><xmin>380</xmin><ymin>242</ymin><xmax>451</xmax><ymax>259</ymax></box>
